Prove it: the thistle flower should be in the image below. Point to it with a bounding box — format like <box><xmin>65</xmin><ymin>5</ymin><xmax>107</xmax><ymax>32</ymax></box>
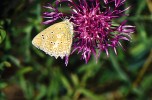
<box><xmin>43</xmin><ymin>0</ymin><xmax>135</xmax><ymax>64</ymax></box>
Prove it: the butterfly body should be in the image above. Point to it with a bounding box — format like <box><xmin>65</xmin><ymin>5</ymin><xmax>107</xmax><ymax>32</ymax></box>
<box><xmin>32</xmin><ymin>20</ymin><xmax>73</xmax><ymax>59</ymax></box>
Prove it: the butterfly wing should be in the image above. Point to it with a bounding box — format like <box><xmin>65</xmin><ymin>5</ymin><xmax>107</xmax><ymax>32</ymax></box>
<box><xmin>32</xmin><ymin>20</ymin><xmax>73</xmax><ymax>59</ymax></box>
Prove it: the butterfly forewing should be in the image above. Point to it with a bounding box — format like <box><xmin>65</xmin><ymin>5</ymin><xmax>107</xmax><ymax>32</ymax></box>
<box><xmin>32</xmin><ymin>20</ymin><xmax>73</xmax><ymax>59</ymax></box>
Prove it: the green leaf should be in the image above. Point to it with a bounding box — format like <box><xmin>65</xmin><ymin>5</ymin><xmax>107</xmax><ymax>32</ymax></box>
<box><xmin>74</xmin><ymin>88</ymin><xmax>105</xmax><ymax>100</ymax></box>
<box><xmin>7</xmin><ymin>56</ymin><xmax>20</xmax><ymax>67</ymax></box>
<box><xmin>0</xmin><ymin>28</ymin><xmax>6</xmax><ymax>44</ymax></box>
<box><xmin>17</xmin><ymin>66</ymin><xmax>33</xmax><ymax>75</ymax></box>
<box><xmin>110</xmin><ymin>51</ymin><xmax>130</xmax><ymax>82</ymax></box>
<box><xmin>0</xmin><ymin>82</ymin><xmax>7</xmax><ymax>89</ymax></box>
<box><xmin>36</xmin><ymin>85</ymin><xmax>47</xmax><ymax>100</ymax></box>
<box><xmin>61</xmin><ymin>76</ymin><xmax>72</xmax><ymax>95</ymax></box>
<box><xmin>3</xmin><ymin>61</ymin><xmax>11</xmax><ymax>67</ymax></box>
<box><xmin>141</xmin><ymin>75</ymin><xmax>152</xmax><ymax>92</ymax></box>
<box><xmin>71</xmin><ymin>74</ymin><xmax>79</xmax><ymax>87</ymax></box>
<box><xmin>136</xmin><ymin>0</ymin><xmax>146</xmax><ymax>15</ymax></box>
<box><xmin>0</xmin><ymin>61</ymin><xmax>11</xmax><ymax>70</ymax></box>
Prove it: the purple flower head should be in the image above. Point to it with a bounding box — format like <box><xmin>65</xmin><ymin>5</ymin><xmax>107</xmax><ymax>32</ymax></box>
<box><xmin>43</xmin><ymin>0</ymin><xmax>135</xmax><ymax>64</ymax></box>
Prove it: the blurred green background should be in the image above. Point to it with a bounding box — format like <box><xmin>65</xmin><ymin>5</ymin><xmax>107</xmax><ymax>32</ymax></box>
<box><xmin>0</xmin><ymin>0</ymin><xmax>152</xmax><ymax>100</ymax></box>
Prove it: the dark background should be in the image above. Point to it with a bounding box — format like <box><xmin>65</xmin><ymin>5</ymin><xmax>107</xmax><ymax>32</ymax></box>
<box><xmin>0</xmin><ymin>0</ymin><xmax>152</xmax><ymax>100</ymax></box>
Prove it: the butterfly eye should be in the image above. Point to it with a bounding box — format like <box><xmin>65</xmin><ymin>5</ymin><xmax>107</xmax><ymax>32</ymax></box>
<box><xmin>51</xmin><ymin>32</ymin><xmax>54</xmax><ymax>34</ymax></box>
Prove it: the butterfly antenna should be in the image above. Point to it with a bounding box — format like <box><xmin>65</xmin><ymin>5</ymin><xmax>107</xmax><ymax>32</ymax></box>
<box><xmin>58</xmin><ymin>1</ymin><xmax>71</xmax><ymax>21</ymax></box>
<box><xmin>59</xmin><ymin>1</ymin><xmax>65</xmax><ymax>20</ymax></box>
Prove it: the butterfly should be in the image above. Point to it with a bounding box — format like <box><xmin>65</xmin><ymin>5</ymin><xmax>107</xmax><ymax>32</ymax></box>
<box><xmin>32</xmin><ymin>19</ymin><xmax>73</xmax><ymax>59</ymax></box>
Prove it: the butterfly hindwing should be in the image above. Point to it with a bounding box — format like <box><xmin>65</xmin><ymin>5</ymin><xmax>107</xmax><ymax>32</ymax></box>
<box><xmin>32</xmin><ymin>20</ymin><xmax>73</xmax><ymax>59</ymax></box>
